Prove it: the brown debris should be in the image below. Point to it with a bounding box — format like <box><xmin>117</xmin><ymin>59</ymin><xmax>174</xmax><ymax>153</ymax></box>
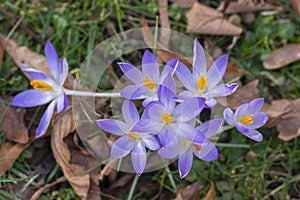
<box><xmin>224</xmin><ymin>1</ymin><xmax>282</xmax><ymax>14</ymax></box>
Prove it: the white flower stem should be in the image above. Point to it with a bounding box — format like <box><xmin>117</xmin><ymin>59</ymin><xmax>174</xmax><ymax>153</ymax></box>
<box><xmin>64</xmin><ymin>88</ymin><xmax>121</xmax><ymax>98</ymax></box>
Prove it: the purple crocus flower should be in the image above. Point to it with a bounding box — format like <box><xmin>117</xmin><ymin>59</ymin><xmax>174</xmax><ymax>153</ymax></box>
<box><xmin>12</xmin><ymin>41</ymin><xmax>68</xmax><ymax>137</ymax></box>
<box><xmin>158</xmin><ymin>119</ymin><xmax>223</xmax><ymax>179</ymax></box>
<box><xmin>173</xmin><ymin>39</ymin><xmax>238</xmax><ymax>108</ymax></box>
<box><xmin>223</xmin><ymin>98</ymin><xmax>268</xmax><ymax>142</ymax></box>
<box><xmin>97</xmin><ymin>100</ymin><xmax>160</xmax><ymax>175</ymax></box>
<box><xmin>144</xmin><ymin>83</ymin><xmax>206</xmax><ymax>147</ymax></box>
<box><xmin>118</xmin><ymin>50</ymin><xmax>177</xmax><ymax>106</ymax></box>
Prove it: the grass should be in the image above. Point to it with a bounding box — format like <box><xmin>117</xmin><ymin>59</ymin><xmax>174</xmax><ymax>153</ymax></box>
<box><xmin>1</xmin><ymin>0</ymin><xmax>300</xmax><ymax>199</ymax></box>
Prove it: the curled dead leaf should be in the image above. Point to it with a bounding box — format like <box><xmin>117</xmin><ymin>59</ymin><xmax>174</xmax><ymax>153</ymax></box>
<box><xmin>0</xmin><ymin>99</ymin><xmax>28</xmax><ymax>143</ymax></box>
<box><xmin>186</xmin><ymin>3</ymin><xmax>243</xmax><ymax>35</ymax></box>
<box><xmin>175</xmin><ymin>182</ymin><xmax>200</xmax><ymax>200</ymax></box>
<box><xmin>263</xmin><ymin>44</ymin><xmax>300</xmax><ymax>70</ymax></box>
<box><xmin>204</xmin><ymin>182</ymin><xmax>215</xmax><ymax>200</ymax></box>
<box><xmin>224</xmin><ymin>1</ymin><xmax>282</xmax><ymax>14</ymax></box>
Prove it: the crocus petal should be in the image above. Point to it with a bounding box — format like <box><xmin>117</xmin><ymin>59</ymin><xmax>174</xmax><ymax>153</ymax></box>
<box><xmin>158</xmin><ymin>139</ymin><xmax>183</xmax><ymax>159</ymax></box>
<box><xmin>192</xmin><ymin>39</ymin><xmax>206</xmax><ymax>80</ymax></box>
<box><xmin>178</xmin><ymin>149</ymin><xmax>193</xmax><ymax>179</ymax></box>
<box><xmin>242</xmin><ymin>98</ymin><xmax>264</xmax><ymax>117</ymax></box>
<box><xmin>175</xmin><ymin>123</ymin><xmax>205</xmax><ymax>143</ymax></box>
<box><xmin>157</xmin><ymin>85</ymin><xmax>176</xmax><ymax>113</ymax></box>
<box><xmin>121</xmin><ymin>85</ymin><xmax>148</xmax><ymax>100</ymax></box>
<box><xmin>122</xmin><ymin>100</ymin><xmax>140</xmax><ymax>126</ymax></box>
<box><xmin>132</xmin><ymin>119</ymin><xmax>162</xmax><ymax>134</ymax></box>
<box><xmin>177</xmin><ymin>90</ymin><xmax>194</xmax><ymax>101</ymax></box>
<box><xmin>158</xmin><ymin>128</ymin><xmax>177</xmax><ymax>147</ymax></box>
<box><xmin>36</xmin><ymin>100</ymin><xmax>56</xmax><ymax>137</ymax></box>
<box><xmin>12</xmin><ymin>89</ymin><xmax>56</xmax><ymax>107</ymax></box>
<box><xmin>97</xmin><ymin>119</ymin><xmax>128</xmax><ymax>136</ymax></box>
<box><xmin>142</xmin><ymin>96</ymin><xmax>158</xmax><ymax>107</ymax></box>
<box><xmin>246</xmin><ymin>112</ymin><xmax>268</xmax><ymax>129</ymax></box>
<box><xmin>193</xmin><ymin>142</ymin><xmax>218</xmax><ymax>162</ymax></box>
<box><xmin>111</xmin><ymin>136</ymin><xmax>135</xmax><ymax>158</ymax></box>
<box><xmin>45</xmin><ymin>41</ymin><xmax>59</xmax><ymax>80</ymax></box>
<box><xmin>234</xmin><ymin>103</ymin><xmax>249</xmax><ymax>121</ymax></box>
<box><xmin>142</xmin><ymin>136</ymin><xmax>161</xmax><ymax>150</ymax></box>
<box><xmin>236</xmin><ymin>123</ymin><xmax>250</xmax><ymax>134</ymax></box>
<box><xmin>146</xmin><ymin>101</ymin><xmax>166</xmax><ymax>122</ymax></box>
<box><xmin>204</xmin><ymin>98</ymin><xmax>217</xmax><ymax>108</ymax></box>
<box><xmin>197</xmin><ymin>118</ymin><xmax>223</xmax><ymax>138</ymax></box>
<box><xmin>175</xmin><ymin>62</ymin><xmax>195</xmax><ymax>91</ymax></box>
<box><xmin>20</xmin><ymin>64</ymin><xmax>53</xmax><ymax>82</ymax></box>
<box><xmin>223</xmin><ymin>108</ymin><xmax>235</xmax><ymax>126</ymax></box>
<box><xmin>131</xmin><ymin>142</ymin><xmax>146</xmax><ymax>175</ymax></box>
<box><xmin>118</xmin><ymin>62</ymin><xmax>144</xmax><ymax>85</ymax></box>
<box><xmin>242</xmin><ymin>129</ymin><xmax>263</xmax><ymax>142</ymax></box>
<box><xmin>209</xmin><ymin>83</ymin><xmax>238</xmax><ymax>98</ymax></box>
<box><xmin>206</xmin><ymin>54</ymin><xmax>228</xmax><ymax>88</ymax></box>
<box><xmin>173</xmin><ymin>97</ymin><xmax>205</xmax><ymax>123</ymax></box>
<box><xmin>58</xmin><ymin>58</ymin><xmax>68</xmax><ymax>85</ymax></box>
<box><xmin>142</xmin><ymin>50</ymin><xmax>160</xmax><ymax>83</ymax></box>
<box><xmin>161</xmin><ymin>58</ymin><xmax>178</xmax><ymax>80</ymax></box>
<box><xmin>161</xmin><ymin>73</ymin><xmax>176</xmax><ymax>96</ymax></box>
<box><xmin>56</xmin><ymin>92</ymin><xmax>68</xmax><ymax>113</ymax></box>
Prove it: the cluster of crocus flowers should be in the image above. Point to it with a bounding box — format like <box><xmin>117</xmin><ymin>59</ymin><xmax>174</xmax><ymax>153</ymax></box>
<box><xmin>12</xmin><ymin>39</ymin><xmax>268</xmax><ymax>178</ymax></box>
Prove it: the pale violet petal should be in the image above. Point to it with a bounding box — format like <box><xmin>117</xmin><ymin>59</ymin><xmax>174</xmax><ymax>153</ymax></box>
<box><xmin>12</xmin><ymin>90</ymin><xmax>56</xmax><ymax>107</ymax></box>
<box><xmin>56</xmin><ymin>92</ymin><xmax>68</xmax><ymax>113</ymax></box>
<box><xmin>97</xmin><ymin>119</ymin><xmax>128</xmax><ymax>135</ymax></box>
<box><xmin>197</xmin><ymin>118</ymin><xmax>223</xmax><ymax>138</ymax></box>
<box><xmin>193</xmin><ymin>142</ymin><xmax>218</xmax><ymax>162</ymax></box>
<box><xmin>58</xmin><ymin>58</ymin><xmax>68</xmax><ymax>85</ymax></box>
<box><xmin>36</xmin><ymin>100</ymin><xmax>56</xmax><ymax>137</ymax></box>
<box><xmin>192</xmin><ymin>39</ymin><xmax>206</xmax><ymax>80</ymax></box>
<box><xmin>111</xmin><ymin>136</ymin><xmax>135</xmax><ymax>158</ymax></box>
<box><xmin>178</xmin><ymin>149</ymin><xmax>193</xmax><ymax>179</ymax></box>
<box><xmin>207</xmin><ymin>54</ymin><xmax>228</xmax><ymax>88</ymax></box>
<box><xmin>175</xmin><ymin>62</ymin><xmax>195</xmax><ymax>92</ymax></box>
<box><xmin>45</xmin><ymin>41</ymin><xmax>59</xmax><ymax>80</ymax></box>
<box><xmin>131</xmin><ymin>142</ymin><xmax>146</xmax><ymax>175</ymax></box>
<box><xmin>246</xmin><ymin>112</ymin><xmax>268</xmax><ymax>129</ymax></box>
<box><xmin>223</xmin><ymin>108</ymin><xmax>235</xmax><ymax>126</ymax></box>
<box><xmin>142</xmin><ymin>50</ymin><xmax>160</xmax><ymax>83</ymax></box>
<box><xmin>122</xmin><ymin>100</ymin><xmax>140</xmax><ymax>126</ymax></box>
<box><xmin>118</xmin><ymin>62</ymin><xmax>144</xmax><ymax>85</ymax></box>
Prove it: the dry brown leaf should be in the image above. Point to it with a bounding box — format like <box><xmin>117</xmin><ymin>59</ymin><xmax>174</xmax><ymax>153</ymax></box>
<box><xmin>224</xmin><ymin>1</ymin><xmax>281</xmax><ymax>14</ymax></box>
<box><xmin>0</xmin><ymin>100</ymin><xmax>28</xmax><ymax>143</ymax></box>
<box><xmin>291</xmin><ymin>0</ymin><xmax>300</xmax><ymax>18</ymax></box>
<box><xmin>175</xmin><ymin>182</ymin><xmax>200</xmax><ymax>200</ymax></box>
<box><xmin>225</xmin><ymin>80</ymin><xmax>259</xmax><ymax>110</ymax></box>
<box><xmin>276</xmin><ymin>99</ymin><xmax>300</xmax><ymax>141</ymax></box>
<box><xmin>30</xmin><ymin>177</ymin><xmax>67</xmax><ymax>200</ymax></box>
<box><xmin>204</xmin><ymin>182</ymin><xmax>215</xmax><ymax>200</ymax></box>
<box><xmin>186</xmin><ymin>3</ymin><xmax>243</xmax><ymax>35</ymax></box>
<box><xmin>157</xmin><ymin>0</ymin><xmax>171</xmax><ymax>47</ymax></box>
<box><xmin>141</xmin><ymin>17</ymin><xmax>193</xmax><ymax>67</ymax></box>
<box><xmin>51</xmin><ymin>107</ymin><xmax>91</xmax><ymax>200</ymax></box>
<box><xmin>0</xmin><ymin>137</ymin><xmax>35</xmax><ymax>177</ymax></box>
<box><xmin>0</xmin><ymin>33</ymin><xmax>74</xmax><ymax>89</ymax></box>
<box><xmin>263</xmin><ymin>44</ymin><xmax>300</xmax><ymax>70</ymax></box>
<box><xmin>171</xmin><ymin>0</ymin><xmax>196</xmax><ymax>8</ymax></box>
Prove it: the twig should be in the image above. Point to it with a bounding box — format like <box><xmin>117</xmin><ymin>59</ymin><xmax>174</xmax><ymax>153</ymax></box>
<box><xmin>6</xmin><ymin>14</ymin><xmax>25</xmax><ymax>40</ymax></box>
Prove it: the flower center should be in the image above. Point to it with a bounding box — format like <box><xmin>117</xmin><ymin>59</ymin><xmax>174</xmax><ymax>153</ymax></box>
<box><xmin>161</xmin><ymin>112</ymin><xmax>173</xmax><ymax>123</ymax></box>
<box><xmin>183</xmin><ymin>140</ymin><xmax>203</xmax><ymax>151</ymax></box>
<box><xmin>240</xmin><ymin>115</ymin><xmax>253</xmax><ymax>125</ymax></box>
<box><xmin>197</xmin><ymin>74</ymin><xmax>208</xmax><ymax>90</ymax></box>
<box><xmin>142</xmin><ymin>76</ymin><xmax>155</xmax><ymax>90</ymax></box>
<box><xmin>30</xmin><ymin>80</ymin><xmax>53</xmax><ymax>91</ymax></box>
<box><xmin>128</xmin><ymin>132</ymin><xmax>139</xmax><ymax>139</ymax></box>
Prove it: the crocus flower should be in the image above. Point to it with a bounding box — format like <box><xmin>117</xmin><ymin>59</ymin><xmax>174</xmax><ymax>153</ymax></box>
<box><xmin>97</xmin><ymin>100</ymin><xmax>160</xmax><ymax>175</ymax></box>
<box><xmin>144</xmin><ymin>83</ymin><xmax>206</xmax><ymax>147</ymax></box>
<box><xmin>118</xmin><ymin>50</ymin><xmax>177</xmax><ymax>106</ymax></box>
<box><xmin>158</xmin><ymin>119</ymin><xmax>222</xmax><ymax>178</ymax></box>
<box><xmin>173</xmin><ymin>39</ymin><xmax>238</xmax><ymax>108</ymax></box>
<box><xmin>12</xmin><ymin>41</ymin><xmax>68</xmax><ymax>138</ymax></box>
<box><xmin>223</xmin><ymin>98</ymin><xmax>268</xmax><ymax>142</ymax></box>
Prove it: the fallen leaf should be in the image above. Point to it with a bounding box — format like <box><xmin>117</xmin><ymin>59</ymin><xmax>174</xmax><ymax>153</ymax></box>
<box><xmin>224</xmin><ymin>1</ymin><xmax>282</xmax><ymax>14</ymax></box>
<box><xmin>186</xmin><ymin>2</ymin><xmax>243</xmax><ymax>35</ymax></box>
<box><xmin>0</xmin><ymin>33</ymin><xmax>74</xmax><ymax>89</ymax></box>
<box><xmin>263</xmin><ymin>44</ymin><xmax>300</xmax><ymax>70</ymax></box>
<box><xmin>204</xmin><ymin>182</ymin><xmax>215</xmax><ymax>200</ymax></box>
<box><xmin>0</xmin><ymin>99</ymin><xmax>28</xmax><ymax>144</ymax></box>
<box><xmin>171</xmin><ymin>0</ymin><xmax>196</xmax><ymax>8</ymax></box>
<box><xmin>224</xmin><ymin>80</ymin><xmax>259</xmax><ymax>110</ymax></box>
<box><xmin>0</xmin><ymin>137</ymin><xmax>35</xmax><ymax>177</ymax></box>
<box><xmin>157</xmin><ymin>0</ymin><xmax>171</xmax><ymax>47</ymax></box>
<box><xmin>141</xmin><ymin>17</ymin><xmax>193</xmax><ymax>67</ymax></box>
<box><xmin>291</xmin><ymin>0</ymin><xmax>300</xmax><ymax>18</ymax></box>
<box><xmin>30</xmin><ymin>177</ymin><xmax>67</xmax><ymax>200</ymax></box>
<box><xmin>51</xmin><ymin>107</ymin><xmax>91</xmax><ymax>200</ymax></box>
<box><xmin>175</xmin><ymin>182</ymin><xmax>200</xmax><ymax>200</ymax></box>
<box><xmin>276</xmin><ymin>99</ymin><xmax>300</xmax><ymax>141</ymax></box>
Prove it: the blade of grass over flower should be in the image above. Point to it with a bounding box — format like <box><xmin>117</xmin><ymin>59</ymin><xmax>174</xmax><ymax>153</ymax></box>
<box><xmin>227</xmin><ymin>76</ymin><xmax>241</xmax><ymax>84</ymax></box>
<box><xmin>165</xmin><ymin>166</ymin><xmax>178</xmax><ymax>193</ymax></box>
<box><xmin>153</xmin><ymin>15</ymin><xmax>159</xmax><ymax>57</ymax></box>
<box><xmin>216</xmin><ymin>143</ymin><xmax>250</xmax><ymax>148</ymax></box>
<box><xmin>85</xmin><ymin>158</ymin><xmax>109</xmax><ymax>174</ymax></box>
<box><xmin>88</xmin><ymin>130</ymin><xmax>103</xmax><ymax>139</ymax></box>
<box><xmin>20</xmin><ymin>174</ymin><xmax>39</xmax><ymax>193</ymax></box>
<box><xmin>110</xmin><ymin>42</ymin><xmax>125</xmax><ymax>62</ymax></box>
<box><xmin>64</xmin><ymin>89</ymin><xmax>121</xmax><ymax>97</ymax></box>
<box><xmin>127</xmin><ymin>174</ymin><xmax>140</xmax><ymax>200</ymax></box>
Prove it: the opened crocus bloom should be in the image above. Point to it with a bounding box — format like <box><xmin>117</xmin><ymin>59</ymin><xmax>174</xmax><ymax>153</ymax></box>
<box><xmin>159</xmin><ymin>119</ymin><xmax>222</xmax><ymax>178</ymax></box>
<box><xmin>173</xmin><ymin>39</ymin><xmax>238</xmax><ymax>108</ymax></box>
<box><xmin>223</xmin><ymin>98</ymin><xmax>268</xmax><ymax>142</ymax></box>
<box><xmin>97</xmin><ymin>100</ymin><xmax>160</xmax><ymax>175</ymax></box>
<box><xmin>12</xmin><ymin>41</ymin><xmax>68</xmax><ymax>137</ymax></box>
<box><xmin>118</xmin><ymin>50</ymin><xmax>177</xmax><ymax>106</ymax></box>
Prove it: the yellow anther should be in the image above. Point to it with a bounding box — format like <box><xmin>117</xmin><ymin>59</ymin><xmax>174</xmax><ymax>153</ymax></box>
<box><xmin>161</xmin><ymin>112</ymin><xmax>173</xmax><ymax>123</ymax></box>
<box><xmin>128</xmin><ymin>132</ymin><xmax>139</xmax><ymax>139</ymax></box>
<box><xmin>30</xmin><ymin>80</ymin><xmax>53</xmax><ymax>91</ymax></box>
<box><xmin>142</xmin><ymin>76</ymin><xmax>155</xmax><ymax>90</ymax></box>
<box><xmin>197</xmin><ymin>74</ymin><xmax>208</xmax><ymax>90</ymax></box>
<box><xmin>240</xmin><ymin>115</ymin><xmax>253</xmax><ymax>125</ymax></box>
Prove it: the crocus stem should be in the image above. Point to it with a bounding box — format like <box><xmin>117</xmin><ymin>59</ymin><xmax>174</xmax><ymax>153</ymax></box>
<box><xmin>127</xmin><ymin>174</ymin><xmax>140</xmax><ymax>200</ymax></box>
<box><xmin>165</xmin><ymin>166</ymin><xmax>177</xmax><ymax>193</ymax></box>
<box><xmin>64</xmin><ymin>88</ymin><xmax>121</xmax><ymax>98</ymax></box>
